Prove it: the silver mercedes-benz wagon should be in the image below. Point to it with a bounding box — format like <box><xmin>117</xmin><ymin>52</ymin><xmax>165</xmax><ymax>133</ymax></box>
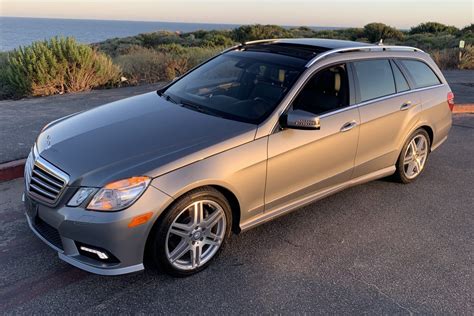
<box><xmin>24</xmin><ymin>39</ymin><xmax>453</xmax><ymax>276</ymax></box>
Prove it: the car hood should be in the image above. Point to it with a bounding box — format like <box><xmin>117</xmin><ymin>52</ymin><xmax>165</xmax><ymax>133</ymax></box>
<box><xmin>36</xmin><ymin>92</ymin><xmax>256</xmax><ymax>187</ymax></box>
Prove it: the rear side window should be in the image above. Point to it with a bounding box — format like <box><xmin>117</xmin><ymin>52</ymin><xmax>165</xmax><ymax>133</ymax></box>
<box><xmin>390</xmin><ymin>61</ymin><xmax>410</xmax><ymax>92</ymax></box>
<box><xmin>353</xmin><ymin>59</ymin><xmax>396</xmax><ymax>102</ymax></box>
<box><xmin>400</xmin><ymin>59</ymin><xmax>441</xmax><ymax>88</ymax></box>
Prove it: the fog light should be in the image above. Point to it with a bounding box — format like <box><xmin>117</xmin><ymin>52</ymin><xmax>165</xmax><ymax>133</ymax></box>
<box><xmin>79</xmin><ymin>246</ymin><xmax>109</xmax><ymax>260</ymax></box>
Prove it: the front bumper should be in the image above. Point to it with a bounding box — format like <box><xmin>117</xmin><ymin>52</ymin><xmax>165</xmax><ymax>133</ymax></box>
<box><xmin>24</xmin><ymin>184</ymin><xmax>173</xmax><ymax>275</ymax></box>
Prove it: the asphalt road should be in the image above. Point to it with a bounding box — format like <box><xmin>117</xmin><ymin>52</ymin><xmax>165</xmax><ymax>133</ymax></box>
<box><xmin>0</xmin><ymin>115</ymin><xmax>473</xmax><ymax>314</ymax></box>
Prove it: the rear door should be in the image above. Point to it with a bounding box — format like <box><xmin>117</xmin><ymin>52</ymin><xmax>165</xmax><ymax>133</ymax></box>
<box><xmin>351</xmin><ymin>58</ymin><xmax>422</xmax><ymax>178</ymax></box>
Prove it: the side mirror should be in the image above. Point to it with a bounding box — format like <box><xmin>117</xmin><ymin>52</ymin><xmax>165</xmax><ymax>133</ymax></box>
<box><xmin>280</xmin><ymin>109</ymin><xmax>321</xmax><ymax>130</ymax></box>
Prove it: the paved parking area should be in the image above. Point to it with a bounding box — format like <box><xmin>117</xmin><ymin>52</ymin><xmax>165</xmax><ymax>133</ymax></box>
<box><xmin>0</xmin><ymin>115</ymin><xmax>473</xmax><ymax>314</ymax></box>
<box><xmin>1</xmin><ymin>70</ymin><xmax>473</xmax><ymax>164</ymax></box>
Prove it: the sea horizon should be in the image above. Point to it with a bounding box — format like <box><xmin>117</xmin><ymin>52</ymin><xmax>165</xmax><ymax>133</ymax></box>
<box><xmin>0</xmin><ymin>16</ymin><xmax>343</xmax><ymax>52</ymax></box>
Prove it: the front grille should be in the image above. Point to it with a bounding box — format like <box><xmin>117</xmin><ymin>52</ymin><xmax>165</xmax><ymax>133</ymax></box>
<box><xmin>25</xmin><ymin>147</ymin><xmax>69</xmax><ymax>204</ymax></box>
<box><xmin>33</xmin><ymin>216</ymin><xmax>63</xmax><ymax>250</ymax></box>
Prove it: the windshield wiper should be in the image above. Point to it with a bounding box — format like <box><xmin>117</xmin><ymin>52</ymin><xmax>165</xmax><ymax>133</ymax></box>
<box><xmin>158</xmin><ymin>91</ymin><xmax>179</xmax><ymax>104</ymax></box>
<box><xmin>180</xmin><ymin>101</ymin><xmax>222</xmax><ymax>118</ymax></box>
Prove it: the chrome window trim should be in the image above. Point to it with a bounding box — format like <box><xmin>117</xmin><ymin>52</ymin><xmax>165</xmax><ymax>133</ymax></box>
<box><xmin>319</xmin><ymin>83</ymin><xmax>445</xmax><ymax>119</ymax></box>
<box><xmin>269</xmin><ymin>83</ymin><xmax>445</xmax><ymax>133</ymax></box>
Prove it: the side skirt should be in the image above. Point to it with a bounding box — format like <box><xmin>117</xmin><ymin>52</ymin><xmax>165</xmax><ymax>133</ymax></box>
<box><xmin>240</xmin><ymin>166</ymin><xmax>396</xmax><ymax>232</ymax></box>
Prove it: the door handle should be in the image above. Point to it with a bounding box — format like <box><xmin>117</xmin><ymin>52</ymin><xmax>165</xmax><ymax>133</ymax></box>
<box><xmin>340</xmin><ymin>120</ymin><xmax>357</xmax><ymax>132</ymax></box>
<box><xmin>400</xmin><ymin>101</ymin><xmax>413</xmax><ymax>111</ymax></box>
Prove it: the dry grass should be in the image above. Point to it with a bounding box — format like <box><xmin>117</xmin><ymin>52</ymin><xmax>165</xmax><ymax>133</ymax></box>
<box><xmin>430</xmin><ymin>46</ymin><xmax>474</xmax><ymax>70</ymax></box>
<box><xmin>114</xmin><ymin>45</ymin><xmax>221</xmax><ymax>85</ymax></box>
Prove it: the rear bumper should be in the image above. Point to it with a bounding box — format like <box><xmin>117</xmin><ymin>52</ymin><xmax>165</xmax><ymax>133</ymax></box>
<box><xmin>24</xmin><ymin>184</ymin><xmax>173</xmax><ymax>276</ymax></box>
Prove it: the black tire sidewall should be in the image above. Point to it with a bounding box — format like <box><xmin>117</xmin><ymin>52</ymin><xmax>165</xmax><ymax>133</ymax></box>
<box><xmin>150</xmin><ymin>187</ymin><xmax>232</xmax><ymax>277</ymax></box>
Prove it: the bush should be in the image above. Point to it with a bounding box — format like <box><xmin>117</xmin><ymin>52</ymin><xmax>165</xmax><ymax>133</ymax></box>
<box><xmin>231</xmin><ymin>25</ymin><xmax>293</xmax><ymax>42</ymax></box>
<box><xmin>459</xmin><ymin>45</ymin><xmax>474</xmax><ymax>69</ymax></box>
<box><xmin>115</xmin><ymin>45</ymin><xmax>221</xmax><ymax>84</ymax></box>
<box><xmin>430</xmin><ymin>46</ymin><xmax>474</xmax><ymax>70</ymax></box>
<box><xmin>363</xmin><ymin>23</ymin><xmax>404</xmax><ymax>43</ymax></box>
<box><xmin>3</xmin><ymin>37</ymin><xmax>121</xmax><ymax>98</ymax></box>
<box><xmin>410</xmin><ymin>22</ymin><xmax>459</xmax><ymax>35</ymax></box>
<box><xmin>114</xmin><ymin>47</ymin><xmax>168</xmax><ymax>84</ymax></box>
<box><xmin>0</xmin><ymin>52</ymin><xmax>13</xmax><ymax>99</ymax></box>
<box><xmin>431</xmin><ymin>49</ymin><xmax>460</xmax><ymax>69</ymax></box>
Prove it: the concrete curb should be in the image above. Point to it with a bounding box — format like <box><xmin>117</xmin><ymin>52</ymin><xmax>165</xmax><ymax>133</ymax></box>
<box><xmin>453</xmin><ymin>104</ymin><xmax>474</xmax><ymax>114</ymax></box>
<box><xmin>0</xmin><ymin>104</ymin><xmax>473</xmax><ymax>182</ymax></box>
<box><xmin>0</xmin><ymin>159</ymin><xmax>26</xmax><ymax>182</ymax></box>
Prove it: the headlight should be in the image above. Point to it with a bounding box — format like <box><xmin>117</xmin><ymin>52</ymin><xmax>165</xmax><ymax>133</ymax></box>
<box><xmin>86</xmin><ymin>176</ymin><xmax>151</xmax><ymax>211</ymax></box>
<box><xmin>68</xmin><ymin>188</ymin><xmax>96</xmax><ymax>207</ymax></box>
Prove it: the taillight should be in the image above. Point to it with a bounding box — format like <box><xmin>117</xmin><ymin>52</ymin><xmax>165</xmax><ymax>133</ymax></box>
<box><xmin>447</xmin><ymin>92</ymin><xmax>455</xmax><ymax>111</ymax></box>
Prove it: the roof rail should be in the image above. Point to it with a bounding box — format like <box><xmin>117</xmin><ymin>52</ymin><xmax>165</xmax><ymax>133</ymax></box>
<box><xmin>220</xmin><ymin>39</ymin><xmax>277</xmax><ymax>54</ymax></box>
<box><xmin>243</xmin><ymin>39</ymin><xmax>278</xmax><ymax>45</ymax></box>
<box><xmin>305</xmin><ymin>45</ymin><xmax>425</xmax><ymax>68</ymax></box>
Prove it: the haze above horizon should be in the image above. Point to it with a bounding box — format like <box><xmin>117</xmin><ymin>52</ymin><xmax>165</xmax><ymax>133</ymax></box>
<box><xmin>0</xmin><ymin>0</ymin><xmax>472</xmax><ymax>28</ymax></box>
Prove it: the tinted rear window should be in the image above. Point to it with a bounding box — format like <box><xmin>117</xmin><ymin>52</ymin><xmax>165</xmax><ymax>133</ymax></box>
<box><xmin>353</xmin><ymin>59</ymin><xmax>396</xmax><ymax>102</ymax></box>
<box><xmin>400</xmin><ymin>59</ymin><xmax>441</xmax><ymax>88</ymax></box>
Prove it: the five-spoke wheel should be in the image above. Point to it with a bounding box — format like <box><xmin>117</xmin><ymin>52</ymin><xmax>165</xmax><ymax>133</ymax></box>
<box><xmin>394</xmin><ymin>129</ymin><xmax>431</xmax><ymax>183</ymax></box>
<box><xmin>166</xmin><ymin>200</ymin><xmax>226</xmax><ymax>270</ymax></box>
<box><xmin>403</xmin><ymin>134</ymin><xmax>428</xmax><ymax>179</ymax></box>
<box><xmin>148</xmin><ymin>187</ymin><xmax>231</xmax><ymax>276</ymax></box>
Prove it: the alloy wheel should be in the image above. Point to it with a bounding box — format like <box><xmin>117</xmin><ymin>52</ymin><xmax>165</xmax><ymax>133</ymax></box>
<box><xmin>165</xmin><ymin>200</ymin><xmax>226</xmax><ymax>270</ymax></box>
<box><xmin>403</xmin><ymin>134</ymin><xmax>428</xmax><ymax>179</ymax></box>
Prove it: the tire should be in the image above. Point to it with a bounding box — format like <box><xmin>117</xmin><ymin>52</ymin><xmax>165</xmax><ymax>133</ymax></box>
<box><xmin>148</xmin><ymin>187</ymin><xmax>232</xmax><ymax>277</ymax></box>
<box><xmin>393</xmin><ymin>128</ymin><xmax>431</xmax><ymax>184</ymax></box>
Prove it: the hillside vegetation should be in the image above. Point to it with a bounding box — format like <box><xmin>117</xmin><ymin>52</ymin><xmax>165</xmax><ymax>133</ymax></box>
<box><xmin>1</xmin><ymin>22</ymin><xmax>473</xmax><ymax>99</ymax></box>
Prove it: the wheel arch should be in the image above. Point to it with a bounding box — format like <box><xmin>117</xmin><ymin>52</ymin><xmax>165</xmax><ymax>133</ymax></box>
<box><xmin>397</xmin><ymin>122</ymin><xmax>435</xmax><ymax>155</ymax></box>
<box><xmin>143</xmin><ymin>183</ymin><xmax>242</xmax><ymax>264</ymax></box>
<box><xmin>419</xmin><ymin>125</ymin><xmax>434</xmax><ymax>149</ymax></box>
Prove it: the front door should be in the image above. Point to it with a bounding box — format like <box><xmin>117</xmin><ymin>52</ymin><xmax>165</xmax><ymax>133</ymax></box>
<box><xmin>265</xmin><ymin>63</ymin><xmax>360</xmax><ymax>211</ymax></box>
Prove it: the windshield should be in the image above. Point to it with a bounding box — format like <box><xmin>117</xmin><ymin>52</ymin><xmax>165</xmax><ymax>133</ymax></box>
<box><xmin>162</xmin><ymin>50</ymin><xmax>306</xmax><ymax>124</ymax></box>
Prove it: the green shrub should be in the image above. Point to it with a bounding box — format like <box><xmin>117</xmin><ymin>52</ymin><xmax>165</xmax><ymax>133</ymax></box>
<box><xmin>410</xmin><ymin>22</ymin><xmax>459</xmax><ymax>35</ymax></box>
<box><xmin>3</xmin><ymin>37</ymin><xmax>121</xmax><ymax>98</ymax></box>
<box><xmin>231</xmin><ymin>25</ymin><xmax>293</xmax><ymax>42</ymax></box>
<box><xmin>363</xmin><ymin>23</ymin><xmax>404</xmax><ymax>43</ymax></box>
<box><xmin>0</xmin><ymin>52</ymin><xmax>13</xmax><ymax>99</ymax></box>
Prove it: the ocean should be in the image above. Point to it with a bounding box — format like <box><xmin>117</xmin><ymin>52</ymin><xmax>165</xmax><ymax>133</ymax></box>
<box><xmin>0</xmin><ymin>17</ymin><xmax>242</xmax><ymax>51</ymax></box>
<box><xmin>0</xmin><ymin>17</ymin><xmax>340</xmax><ymax>52</ymax></box>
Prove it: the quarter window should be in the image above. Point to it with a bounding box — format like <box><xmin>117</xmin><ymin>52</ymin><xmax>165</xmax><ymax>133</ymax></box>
<box><xmin>400</xmin><ymin>59</ymin><xmax>441</xmax><ymax>88</ymax></box>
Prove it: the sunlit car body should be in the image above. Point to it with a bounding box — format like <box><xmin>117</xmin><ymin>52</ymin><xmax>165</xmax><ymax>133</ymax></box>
<box><xmin>24</xmin><ymin>39</ymin><xmax>453</xmax><ymax>276</ymax></box>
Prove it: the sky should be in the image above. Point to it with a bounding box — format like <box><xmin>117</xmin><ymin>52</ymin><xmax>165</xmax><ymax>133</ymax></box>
<box><xmin>0</xmin><ymin>0</ymin><xmax>472</xmax><ymax>28</ymax></box>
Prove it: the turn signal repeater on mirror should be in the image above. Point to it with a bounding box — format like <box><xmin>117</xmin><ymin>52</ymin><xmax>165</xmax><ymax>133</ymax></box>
<box><xmin>447</xmin><ymin>92</ymin><xmax>455</xmax><ymax>111</ymax></box>
<box><xmin>87</xmin><ymin>176</ymin><xmax>151</xmax><ymax>211</ymax></box>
